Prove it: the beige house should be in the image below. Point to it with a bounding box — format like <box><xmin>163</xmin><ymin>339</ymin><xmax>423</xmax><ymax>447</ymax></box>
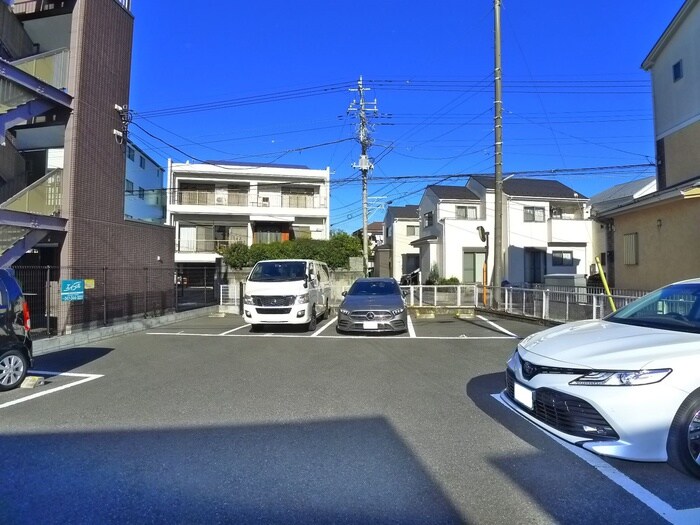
<box><xmin>597</xmin><ymin>0</ymin><xmax>700</xmax><ymax>290</ymax></box>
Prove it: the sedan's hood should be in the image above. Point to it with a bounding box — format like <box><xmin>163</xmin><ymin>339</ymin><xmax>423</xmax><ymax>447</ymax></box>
<box><xmin>341</xmin><ymin>295</ymin><xmax>404</xmax><ymax>310</ymax></box>
<box><xmin>519</xmin><ymin>319</ymin><xmax>700</xmax><ymax>369</ymax></box>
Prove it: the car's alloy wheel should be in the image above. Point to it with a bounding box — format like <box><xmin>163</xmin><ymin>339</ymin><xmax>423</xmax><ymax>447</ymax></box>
<box><xmin>667</xmin><ymin>390</ymin><xmax>700</xmax><ymax>478</ymax></box>
<box><xmin>0</xmin><ymin>349</ymin><xmax>28</xmax><ymax>391</ymax></box>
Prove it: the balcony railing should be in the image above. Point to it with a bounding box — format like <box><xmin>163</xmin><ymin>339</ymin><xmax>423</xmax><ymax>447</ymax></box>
<box><xmin>12</xmin><ymin>0</ymin><xmax>129</xmax><ymax>14</ymax></box>
<box><xmin>1</xmin><ymin>168</ymin><xmax>62</xmax><ymax>217</ymax></box>
<box><xmin>178</xmin><ymin>238</ymin><xmax>247</xmax><ymax>254</ymax></box>
<box><xmin>13</xmin><ymin>48</ymin><xmax>70</xmax><ymax>91</ymax></box>
<box><xmin>171</xmin><ymin>190</ymin><xmax>327</xmax><ymax>209</ymax></box>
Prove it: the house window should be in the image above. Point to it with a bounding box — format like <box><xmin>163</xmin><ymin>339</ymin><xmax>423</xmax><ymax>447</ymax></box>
<box><xmin>624</xmin><ymin>233</ymin><xmax>638</xmax><ymax>265</ymax></box>
<box><xmin>424</xmin><ymin>212</ymin><xmax>433</xmax><ymax>227</ymax></box>
<box><xmin>524</xmin><ymin>206</ymin><xmax>545</xmax><ymax>222</ymax></box>
<box><xmin>673</xmin><ymin>60</ymin><xmax>683</xmax><ymax>82</ymax></box>
<box><xmin>127</xmin><ymin>146</ymin><xmax>134</xmax><ymax>161</ymax></box>
<box><xmin>139</xmin><ymin>155</ymin><xmax>146</xmax><ymax>169</ymax></box>
<box><xmin>125</xmin><ymin>180</ymin><xmax>134</xmax><ymax>194</ymax></box>
<box><xmin>456</xmin><ymin>206</ymin><xmax>477</xmax><ymax>220</ymax></box>
<box><xmin>407</xmin><ymin>225</ymin><xmax>418</xmax><ymax>236</ymax></box>
<box><xmin>138</xmin><ymin>186</ymin><xmax>145</xmax><ymax>199</ymax></box>
<box><xmin>552</xmin><ymin>251</ymin><xmax>573</xmax><ymax>267</ymax></box>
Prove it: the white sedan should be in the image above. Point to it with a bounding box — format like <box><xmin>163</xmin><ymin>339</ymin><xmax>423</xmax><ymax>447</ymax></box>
<box><xmin>502</xmin><ymin>278</ymin><xmax>700</xmax><ymax>478</ymax></box>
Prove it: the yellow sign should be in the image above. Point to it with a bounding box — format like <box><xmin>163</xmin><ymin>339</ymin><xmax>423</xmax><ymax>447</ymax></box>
<box><xmin>84</xmin><ymin>279</ymin><xmax>95</xmax><ymax>290</ymax></box>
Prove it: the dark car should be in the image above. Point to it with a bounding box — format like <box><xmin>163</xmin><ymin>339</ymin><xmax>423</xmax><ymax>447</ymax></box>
<box><xmin>336</xmin><ymin>277</ymin><xmax>408</xmax><ymax>334</ymax></box>
<box><xmin>0</xmin><ymin>268</ymin><xmax>32</xmax><ymax>391</ymax></box>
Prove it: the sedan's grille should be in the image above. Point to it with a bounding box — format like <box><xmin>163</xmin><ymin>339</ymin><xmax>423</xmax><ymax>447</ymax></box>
<box><xmin>505</xmin><ymin>369</ymin><xmax>618</xmax><ymax>440</ymax></box>
<box><xmin>349</xmin><ymin>310</ymin><xmax>393</xmax><ymax>320</ymax></box>
<box><xmin>251</xmin><ymin>295</ymin><xmax>295</xmax><ymax>307</ymax></box>
<box><xmin>518</xmin><ymin>353</ymin><xmax>589</xmax><ymax>381</ymax></box>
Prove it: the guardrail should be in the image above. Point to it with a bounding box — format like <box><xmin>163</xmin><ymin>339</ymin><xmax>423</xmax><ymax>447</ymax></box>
<box><xmin>220</xmin><ymin>283</ymin><xmax>647</xmax><ymax>323</ymax></box>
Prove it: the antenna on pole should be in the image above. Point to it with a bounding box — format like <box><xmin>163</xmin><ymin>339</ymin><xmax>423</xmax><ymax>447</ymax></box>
<box><xmin>348</xmin><ymin>76</ymin><xmax>378</xmax><ymax>277</ymax></box>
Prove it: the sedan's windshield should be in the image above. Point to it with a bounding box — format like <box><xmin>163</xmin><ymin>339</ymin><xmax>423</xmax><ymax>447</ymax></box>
<box><xmin>348</xmin><ymin>280</ymin><xmax>401</xmax><ymax>296</ymax></box>
<box><xmin>606</xmin><ymin>282</ymin><xmax>700</xmax><ymax>334</ymax></box>
<box><xmin>248</xmin><ymin>262</ymin><xmax>307</xmax><ymax>282</ymax></box>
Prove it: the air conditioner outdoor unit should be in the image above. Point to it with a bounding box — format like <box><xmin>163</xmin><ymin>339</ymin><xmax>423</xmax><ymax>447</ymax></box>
<box><xmin>215</xmin><ymin>195</ymin><xmax>227</xmax><ymax>205</ymax></box>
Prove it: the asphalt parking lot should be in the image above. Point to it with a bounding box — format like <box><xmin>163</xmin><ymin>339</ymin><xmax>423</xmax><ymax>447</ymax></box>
<box><xmin>1</xmin><ymin>312</ymin><xmax>698</xmax><ymax>524</ymax></box>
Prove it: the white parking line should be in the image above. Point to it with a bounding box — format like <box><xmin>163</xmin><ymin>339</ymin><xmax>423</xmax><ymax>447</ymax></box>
<box><xmin>407</xmin><ymin>315</ymin><xmax>416</xmax><ymax>338</ymax></box>
<box><xmin>0</xmin><ymin>371</ymin><xmax>103</xmax><ymax>410</ymax></box>
<box><xmin>477</xmin><ymin>315</ymin><xmax>518</xmax><ymax>337</ymax></box>
<box><xmin>311</xmin><ymin>317</ymin><xmax>337</xmax><ymax>336</ymax></box>
<box><xmin>219</xmin><ymin>325</ymin><xmax>249</xmax><ymax>335</ymax></box>
<box><xmin>492</xmin><ymin>394</ymin><xmax>700</xmax><ymax>525</ymax></box>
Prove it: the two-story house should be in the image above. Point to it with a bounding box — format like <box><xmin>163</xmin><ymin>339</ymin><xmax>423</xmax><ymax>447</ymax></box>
<box><xmin>166</xmin><ymin>160</ymin><xmax>330</xmax><ymax>282</ymax></box>
<box><xmin>412</xmin><ymin>177</ymin><xmax>592</xmax><ymax>285</ymax></box>
<box><xmin>375</xmin><ymin>205</ymin><xmax>420</xmax><ymax>281</ymax></box>
<box><xmin>594</xmin><ymin>0</ymin><xmax>700</xmax><ymax>290</ymax></box>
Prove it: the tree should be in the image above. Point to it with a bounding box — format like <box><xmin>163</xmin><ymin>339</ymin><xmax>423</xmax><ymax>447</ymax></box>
<box><xmin>218</xmin><ymin>243</ymin><xmax>249</xmax><ymax>269</ymax></box>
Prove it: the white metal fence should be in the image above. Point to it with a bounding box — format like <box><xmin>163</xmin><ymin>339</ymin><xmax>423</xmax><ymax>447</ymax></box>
<box><xmin>221</xmin><ymin>282</ymin><xmax>648</xmax><ymax>323</ymax></box>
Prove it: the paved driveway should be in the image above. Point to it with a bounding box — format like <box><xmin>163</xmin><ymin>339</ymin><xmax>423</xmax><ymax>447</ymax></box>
<box><xmin>1</xmin><ymin>313</ymin><xmax>697</xmax><ymax>524</ymax></box>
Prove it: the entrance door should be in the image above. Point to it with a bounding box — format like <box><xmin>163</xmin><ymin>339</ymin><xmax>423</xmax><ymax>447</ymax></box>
<box><xmin>524</xmin><ymin>248</ymin><xmax>546</xmax><ymax>284</ymax></box>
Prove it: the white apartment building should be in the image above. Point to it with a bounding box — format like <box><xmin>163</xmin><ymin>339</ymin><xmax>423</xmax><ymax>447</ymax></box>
<box><xmin>166</xmin><ymin>160</ymin><xmax>330</xmax><ymax>277</ymax></box>
<box><xmin>412</xmin><ymin>177</ymin><xmax>593</xmax><ymax>285</ymax></box>
<box><xmin>125</xmin><ymin>141</ymin><xmax>166</xmax><ymax>224</ymax></box>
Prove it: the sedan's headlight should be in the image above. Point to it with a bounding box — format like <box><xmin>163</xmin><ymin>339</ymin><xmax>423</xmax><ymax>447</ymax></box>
<box><xmin>339</xmin><ymin>308</ymin><xmax>351</xmax><ymax>316</ymax></box>
<box><xmin>391</xmin><ymin>306</ymin><xmax>405</xmax><ymax>316</ymax></box>
<box><xmin>243</xmin><ymin>295</ymin><xmax>254</xmax><ymax>305</ymax></box>
<box><xmin>570</xmin><ymin>369</ymin><xmax>672</xmax><ymax>386</ymax></box>
<box><xmin>295</xmin><ymin>293</ymin><xmax>309</xmax><ymax>305</ymax></box>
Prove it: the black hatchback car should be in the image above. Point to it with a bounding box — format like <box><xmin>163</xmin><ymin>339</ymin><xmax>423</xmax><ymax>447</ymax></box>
<box><xmin>0</xmin><ymin>268</ymin><xmax>32</xmax><ymax>391</ymax></box>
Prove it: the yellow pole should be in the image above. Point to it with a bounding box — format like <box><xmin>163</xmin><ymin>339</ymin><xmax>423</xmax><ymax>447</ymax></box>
<box><xmin>595</xmin><ymin>256</ymin><xmax>616</xmax><ymax>312</ymax></box>
<box><xmin>482</xmin><ymin>262</ymin><xmax>488</xmax><ymax>305</ymax></box>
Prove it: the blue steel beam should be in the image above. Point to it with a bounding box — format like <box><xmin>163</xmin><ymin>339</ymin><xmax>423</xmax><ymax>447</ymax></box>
<box><xmin>0</xmin><ymin>58</ymin><xmax>73</xmax><ymax>108</ymax></box>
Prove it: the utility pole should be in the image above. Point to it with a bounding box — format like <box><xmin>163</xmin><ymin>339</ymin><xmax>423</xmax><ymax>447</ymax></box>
<box><xmin>349</xmin><ymin>76</ymin><xmax>378</xmax><ymax>277</ymax></box>
<box><xmin>493</xmin><ymin>0</ymin><xmax>504</xmax><ymax>301</ymax></box>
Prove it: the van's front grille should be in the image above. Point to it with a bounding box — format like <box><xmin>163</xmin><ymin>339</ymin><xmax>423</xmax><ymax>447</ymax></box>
<box><xmin>251</xmin><ymin>295</ymin><xmax>295</xmax><ymax>307</ymax></box>
<box><xmin>256</xmin><ymin>308</ymin><xmax>292</xmax><ymax>315</ymax></box>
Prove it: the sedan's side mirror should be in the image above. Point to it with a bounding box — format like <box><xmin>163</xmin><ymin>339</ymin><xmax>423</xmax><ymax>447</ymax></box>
<box><xmin>341</xmin><ymin>291</ymin><xmax>347</xmax><ymax>297</ymax></box>
<box><xmin>402</xmin><ymin>290</ymin><xmax>408</xmax><ymax>298</ymax></box>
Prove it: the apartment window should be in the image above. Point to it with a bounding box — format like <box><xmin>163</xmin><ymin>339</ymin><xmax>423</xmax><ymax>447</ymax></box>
<box><xmin>456</xmin><ymin>205</ymin><xmax>477</xmax><ymax>220</ymax></box>
<box><xmin>552</xmin><ymin>251</ymin><xmax>573</xmax><ymax>267</ymax></box>
<box><xmin>673</xmin><ymin>60</ymin><xmax>683</xmax><ymax>82</ymax></box>
<box><xmin>139</xmin><ymin>155</ymin><xmax>146</xmax><ymax>169</ymax></box>
<box><xmin>138</xmin><ymin>186</ymin><xmax>145</xmax><ymax>199</ymax></box>
<box><xmin>424</xmin><ymin>212</ymin><xmax>433</xmax><ymax>227</ymax></box>
<box><xmin>127</xmin><ymin>146</ymin><xmax>134</xmax><ymax>161</ymax></box>
<box><xmin>125</xmin><ymin>180</ymin><xmax>134</xmax><ymax>195</ymax></box>
<box><xmin>524</xmin><ymin>206</ymin><xmax>545</xmax><ymax>222</ymax></box>
<box><xmin>406</xmin><ymin>225</ymin><xmax>418</xmax><ymax>236</ymax></box>
<box><xmin>624</xmin><ymin>233</ymin><xmax>638</xmax><ymax>265</ymax></box>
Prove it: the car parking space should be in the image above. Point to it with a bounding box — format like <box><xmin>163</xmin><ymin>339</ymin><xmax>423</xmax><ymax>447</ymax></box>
<box><xmin>1</xmin><ymin>312</ymin><xmax>697</xmax><ymax>524</ymax></box>
<box><xmin>146</xmin><ymin>311</ymin><xmax>532</xmax><ymax>340</ymax></box>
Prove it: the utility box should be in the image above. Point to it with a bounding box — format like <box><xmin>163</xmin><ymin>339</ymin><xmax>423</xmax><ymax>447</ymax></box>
<box><xmin>544</xmin><ymin>274</ymin><xmax>587</xmax><ymax>303</ymax></box>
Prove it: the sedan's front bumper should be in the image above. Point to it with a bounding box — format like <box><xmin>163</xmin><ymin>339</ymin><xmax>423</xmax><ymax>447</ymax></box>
<box><xmin>337</xmin><ymin>311</ymin><xmax>407</xmax><ymax>333</ymax></box>
<box><xmin>503</xmin><ymin>351</ymin><xmax>687</xmax><ymax>462</ymax></box>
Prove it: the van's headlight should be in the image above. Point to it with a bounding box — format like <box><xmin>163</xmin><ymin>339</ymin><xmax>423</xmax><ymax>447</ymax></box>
<box><xmin>243</xmin><ymin>295</ymin><xmax>254</xmax><ymax>305</ymax></box>
<box><xmin>295</xmin><ymin>293</ymin><xmax>309</xmax><ymax>305</ymax></box>
<box><xmin>570</xmin><ymin>369</ymin><xmax>672</xmax><ymax>386</ymax></box>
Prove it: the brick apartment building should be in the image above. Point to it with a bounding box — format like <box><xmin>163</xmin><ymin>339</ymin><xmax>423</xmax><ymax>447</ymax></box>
<box><xmin>0</xmin><ymin>0</ymin><xmax>174</xmax><ymax>334</ymax></box>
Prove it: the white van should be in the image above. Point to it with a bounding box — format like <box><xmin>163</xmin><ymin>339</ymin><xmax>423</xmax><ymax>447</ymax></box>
<box><xmin>242</xmin><ymin>259</ymin><xmax>331</xmax><ymax>331</ymax></box>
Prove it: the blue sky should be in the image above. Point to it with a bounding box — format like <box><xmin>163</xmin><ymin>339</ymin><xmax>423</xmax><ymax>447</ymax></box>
<box><xmin>128</xmin><ymin>1</ymin><xmax>684</xmax><ymax>233</ymax></box>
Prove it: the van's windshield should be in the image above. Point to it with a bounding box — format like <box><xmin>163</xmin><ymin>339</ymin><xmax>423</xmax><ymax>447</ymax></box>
<box><xmin>248</xmin><ymin>261</ymin><xmax>308</xmax><ymax>282</ymax></box>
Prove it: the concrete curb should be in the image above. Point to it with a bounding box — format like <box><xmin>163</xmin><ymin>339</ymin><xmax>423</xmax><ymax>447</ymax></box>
<box><xmin>33</xmin><ymin>306</ymin><xmax>222</xmax><ymax>356</ymax></box>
